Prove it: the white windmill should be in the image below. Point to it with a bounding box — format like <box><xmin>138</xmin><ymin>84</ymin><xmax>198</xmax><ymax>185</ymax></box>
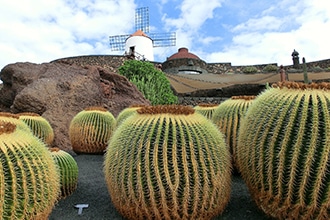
<box><xmin>109</xmin><ymin>7</ymin><xmax>176</xmax><ymax>61</ymax></box>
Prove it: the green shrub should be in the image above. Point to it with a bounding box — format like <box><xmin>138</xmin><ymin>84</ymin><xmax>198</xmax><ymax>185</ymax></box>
<box><xmin>242</xmin><ymin>66</ymin><xmax>258</xmax><ymax>74</ymax></box>
<box><xmin>312</xmin><ymin>66</ymin><xmax>324</xmax><ymax>73</ymax></box>
<box><xmin>118</xmin><ymin>60</ymin><xmax>178</xmax><ymax>105</ymax></box>
<box><xmin>262</xmin><ymin>65</ymin><xmax>278</xmax><ymax>72</ymax></box>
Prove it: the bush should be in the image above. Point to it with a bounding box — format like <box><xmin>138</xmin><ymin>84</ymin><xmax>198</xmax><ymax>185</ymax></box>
<box><xmin>312</xmin><ymin>66</ymin><xmax>324</xmax><ymax>73</ymax></box>
<box><xmin>118</xmin><ymin>60</ymin><xmax>178</xmax><ymax>105</ymax></box>
<box><xmin>242</xmin><ymin>66</ymin><xmax>258</xmax><ymax>74</ymax></box>
<box><xmin>262</xmin><ymin>64</ymin><xmax>278</xmax><ymax>72</ymax></box>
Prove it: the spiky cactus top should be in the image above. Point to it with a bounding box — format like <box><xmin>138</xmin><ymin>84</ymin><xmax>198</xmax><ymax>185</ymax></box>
<box><xmin>69</xmin><ymin>106</ymin><xmax>116</xmax><ymax>154</ymax></box>
<box><xmin>18</xmin><ymin>112</ymin><xmax>54</xmax><ymax>146</ymax></box>
<box><xmin>0</xmin><ymin>120</ymin><xmax>60</xmax><ymax>220</ymax></box>
<box><xmin>193</xmin><ymin>103</ymin><xmax>219</xmax><ymax>120</ymax></box>
<box><xmin>50</xmin><ymin>147</ymin><xmax>79</xmax><ymax>199</ymax></box>
<box><xmin>237</xmin><ymin>82</ymin><xmax>330</xmax><ymax>219</ymax></box>
<box><xmin>116</xmin><ymin>105</ymin><xmax>146</xmax><ymax>127</ymax></box>
<box><xmin>0</xmin><ymin>112</ymin><xmax>32</xmax><ymax>133</ymax></box>
<box><xmin>211</xmin><ymin>96</ymin><xmax>255</xmax><ymax>169</ymax></box>
<box><xmin>104</xmin><ymin>105</ymin><xmax>232</xmax><ymax>220</ymax></box>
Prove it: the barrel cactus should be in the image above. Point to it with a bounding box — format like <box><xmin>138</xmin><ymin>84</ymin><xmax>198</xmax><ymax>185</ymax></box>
<box><xmin>0</xmin><ymin>112</ymin><xmax>32</xmax><ymax>133</ymax></box>
<box><xmin>0</xmin><ymin>120</ymin><xmax>60</xmax><ymax>220</ymax></box>
<box><xmin>193</xmin><ymin>103</ymin><xmax>219</xmax><ymax>120</ymax></box>
<box><xmin>237</xmin><ymin>81</ymin><xmax>330</xmax><ymax>219</ymax></box>
<box><xmin>50</xmin><ymin>147</ymin><xmax>79</xmax><ymax>199</ymax></box>
<box><xmin>18</xmin><ymin>112</ymin><xmax>54</xmax><ymax>146</ymax></box>
<box><xmin>104</xmin><ymin>105</ymin><xmax>232</xmax><ymax>220</ymax></box>
<box><xmin>69</xmin><ymin>106</ymin><xmax>116</xmax><ymax>154</ymax></box>
<box><xmin>211</xmin><ymin>96</ymin><xmax>255</xmax><ymax>169</ymax></box>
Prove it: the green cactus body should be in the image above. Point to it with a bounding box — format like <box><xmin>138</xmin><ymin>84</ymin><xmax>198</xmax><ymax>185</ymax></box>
<box><xmin>18</xmin><ymin>112</ymin><xmax>54</xmax><ymax>146</ymax></box>
<box><xmin>237</xmin><ymin>82</ymin><xmax>330</xmax><ymax>219</ymax></box>
<box><xmin>50</xmin><ymin>147</ymin><xmax>79</xmax><ymax>199</ymax></box>
<box><xmin>116</xmin><ymin>105</ymin><xmax>146</xmax><ymax>127</ymax></box>
<box><xmin>104</xmin><ymin>105</ymin><xmax>232</xmax><ymax>220</ymax></box>
<box><xmin>69</xmin><ymin>106</ymin><xmax>116</xmax><ymax>154</ymax></box>
<box><xmin>0</xmin><ymin>120</ymin><xmax>60</xmax><ymax>220</ymax></box>
<box><xmin>211</xmin><ymin>96</ymin><xmax>255</xmax><ymax>169</ymax></box>
<box><xmin>193</xmin><ymin>103</ymin><xmax>219</xmax><ymax>120</ymax></box>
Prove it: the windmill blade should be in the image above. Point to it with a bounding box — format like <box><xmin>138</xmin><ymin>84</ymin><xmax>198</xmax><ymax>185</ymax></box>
<box><xmin>109</xmin><ymin>34</ymin><xmax>130</xmax><ymax>51</ymax></box>
<box><xmin>135</xmin><ymin>7</ymin><xmax>149</xmax><ymax>33</ymax></box>
<box><xmin>150</xmin><ymin>32</ymin><xmax>176</xmax><ymax>47</ymax></box>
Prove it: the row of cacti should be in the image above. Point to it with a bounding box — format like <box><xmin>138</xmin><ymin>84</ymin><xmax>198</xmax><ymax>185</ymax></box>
<box><xmin>0</xmin><ymin>112</ymin><xmax>79</xmax><ymax>219</ymax></box>
<box><xmin>3</xmin><ymin>79</ymin><xmax>330</xmax><ymax>220</ymax></box>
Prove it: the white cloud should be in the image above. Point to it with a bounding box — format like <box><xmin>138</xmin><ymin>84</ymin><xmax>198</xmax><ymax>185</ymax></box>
<box><xmin>0</xmin><ymin>0</ymin><xmax>136</xmax><ymax>69</ymax></box>
<box><xmin>205</xmin><ymin>0</ymin><xmax>330</xmax><ymax>65</ymax></box>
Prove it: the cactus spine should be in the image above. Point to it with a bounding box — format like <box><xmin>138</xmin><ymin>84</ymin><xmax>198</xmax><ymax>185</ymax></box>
<box><xmin>237</xmin><ymin>82</ymin><xmax>330</xmax><ymax>219</ymax></box>
<box><xmin>211</xmin><ymin>96</ymin><xmax>255</xmax><ymax>169</ymax></box>
<box><xmin>0</xmin><ymin>120</ymin><xmax>60</xmax><ymax>220</ymax></box>
<box><xmin>69</xmin><ymin>106</ymin><xmax>116</xmax><ymax>154</ymax></box>
<box><xmin>18</xmin><ymin>112</ymin><xmax>54</xmax><ymax>146</ymax></box>
<box><xmin>50</xmin><ymin>147</ymin><xmax>79</xmax><ymax>199</ymax></box>
<box><xmin>104</xmin><ymin>105</ymin><xmax>232</xmax><ymax>220</ymax></box>
<box><xmin>193</xmin><ymin>103</ymin><xmax>219</xmax><ymax>120</ymax></box>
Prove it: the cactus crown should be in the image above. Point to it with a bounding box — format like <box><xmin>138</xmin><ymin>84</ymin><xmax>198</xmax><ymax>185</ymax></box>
<box><xmin>196</xmin><ymin>103</ymin><xmax>219</xmax><ymax>107</ymax></box>
<box><xmin>17</xmin><ymin>112</ymin><xmax>40</xmax><ymax>117</ymax></box>
<box><xmin>272</xmin><ymin>81</ymin><xmax>330</xmax><ymax>90</ymax></box>
<box><xmin>136</xmin><ymin>105</ymin><xmax>195</xmax><ymax>115</ymax></box>
<box><xmin>84</xmin><ymin>106</ymin><xmax>108</xmax><ymax>112</ymax></box>
<box><xmin>0</xmin><ymin>112</ymin><xmax>19</xmax><ymax>119</ymax></box>
<box><xmin>0</xmin><ymin>121</ymin><xmax>16</xmax><ymax>134</ymax></box>
<box><xmin>231</xmin><ymin>95</ymin><xmax>256</xmax><ymax>100</ymax></box>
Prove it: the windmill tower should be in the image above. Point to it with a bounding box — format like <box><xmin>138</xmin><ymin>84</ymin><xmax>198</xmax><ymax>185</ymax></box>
<box><xmin>109</xmin><ymin>7</ymin><xmax>176</xmax><ymax>61</ymax></box>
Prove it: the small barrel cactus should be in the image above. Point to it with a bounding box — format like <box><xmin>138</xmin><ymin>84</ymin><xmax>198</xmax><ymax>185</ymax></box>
<box><xmin>18</xmin><ymin>112</ymin><xmax>54</xmax><ymax>146</ymax></box>
<box><xmin>50</xmin><ymin>147</ymin><xmax>79</xmax><ymax>199</ymax></box>
<box><xmin>211</xmin><ymin>96</ymin><xmax>255</xmax><ymax>169</ymax></box>
<box><xmin>0</xmin><ymin>120</ymin><xmax>60</xmax><ymax>220</ymax></box>
<box><xmin>69</xmin><ymin>106</ymin><xmax>116</xmax><ymax>154</ymax></box>
<box><xmin>104</xmin><ymin>105</ymin><xmax>232</xmax><ymax>220</ymax></box>
<box><xmin>237</xmin><ymin>81</ymin><xmax>330</xmax><ymax>219</ymax></box>
<box><xmin>193</xmin><ymin>103</ymin><xmax>219</xmax><ymax>120</ymax></box>
<box><xmin>116</xmin><ymin>105</ymin><xmax>146</xmax><ymax>127</ymax></box>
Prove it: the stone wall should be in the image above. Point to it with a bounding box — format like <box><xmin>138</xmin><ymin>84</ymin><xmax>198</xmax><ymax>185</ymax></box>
<box><xmin>162</xmin><ymin>58</ymin><xmax>208</xmax><ymax>74</ymax></box>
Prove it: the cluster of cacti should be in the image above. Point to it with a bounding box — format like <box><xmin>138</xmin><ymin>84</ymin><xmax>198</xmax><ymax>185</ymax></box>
<box><xmin>18</xmin><ymin>112</ymin><xmax>54</xmax><ymax>146</ymax></box>
<box><xmin>193</xmin><ymin>103</ymin><xmax>219</xmax><ymax>120</ymax></box>
<box><xmin>211</xmin><ymin>96</ymin><xmax>255</xmax><ymax>169</ymax></box>
<box><xmin>104</xmin><ymin>105</ymin><xmax>232</xmax><ymax>220</ymax></box>
<box><xmin>69</xmin><ymin>106</ymin><xmax>116</xmax><ymax>154</ymax></box>
<box><xmin>236</xmin><ymin>81</ymin><xmax>330</xmax><ymax>219</ymax></box>
<box><xmin>116</xmin><ymin>104</ymin><xmax>146</xmax><ymax>127</ymax></box>
<box><xmin>50</xmin><ymin>147</ymin><xmax>79</xmax><ymax>199</ymax></box>
<box><xmin>0</xmin><ymin>120</ymin><xmax>60</xmax><ymax>219</ymax></box>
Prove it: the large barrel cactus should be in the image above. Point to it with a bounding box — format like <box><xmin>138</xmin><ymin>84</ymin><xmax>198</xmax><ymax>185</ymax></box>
<box><xmin>69</xmin><ymin>106</ymin><xmax>116</xmax><ymax>154</ymax></box>
<box><xmin>0</xmin><ymin>112</ymin><xmax>32</xmax><ymax>133</ymax></box>
<box><xmin>193</xmin><ymin>103</ymin><xmax>219</xmax><ymax>120</ymax></box>
<box><xmin>50</xmin><ymin>147</ymin><xmax>79</xmax><ymax>199</ymax></box>
<box><xmin>237</xmin><ymin>82</ymin><xmax>330</xmax><ymax>219</ymax></box>
<box><xmin>0</xmin><ymin>120</ymin><xmax>60</xmax><ymax>220</ymax></box>
<box><xmin>104</xmin><ymin>105</ymin><xmax>232</xmax><ymax>220</ymax></box>
<box><xmin>18</xmin><ymin>112</ymin><xmax>54</xmax><ymax>146</ymax></box>
<box><xmin>211</xmin><ymin>96</ymin><xmax>255</xmax><ymax>169</ymax></box>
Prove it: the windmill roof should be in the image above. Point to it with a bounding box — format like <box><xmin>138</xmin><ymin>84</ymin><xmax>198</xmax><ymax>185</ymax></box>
<box><xmin>167</xmin><ymin>48</ymin><xmax>200</xmax><ymax>60</ymax></box>
<box><xmin>130</xmin><ymin>30</ymin><xmax>149</xmax><ymax>37</ymax></box>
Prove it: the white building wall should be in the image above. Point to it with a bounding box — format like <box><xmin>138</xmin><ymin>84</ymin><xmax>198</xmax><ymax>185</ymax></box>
<box><xmin>125</xmin><ymin>36</ymin><xmax>154</xmax><ymax>61</ymax></box>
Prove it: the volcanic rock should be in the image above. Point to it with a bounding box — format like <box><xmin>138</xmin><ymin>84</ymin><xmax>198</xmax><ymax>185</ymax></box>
<box><xmin>0</xmin><ymin>62</ymin><xmax>150</xmax><ymax>153</ymax></box>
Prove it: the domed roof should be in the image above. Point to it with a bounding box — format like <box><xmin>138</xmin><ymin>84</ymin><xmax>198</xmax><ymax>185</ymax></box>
<box><xmin>167</xmin><ymin>47</ymin><xmax>200</xmax><ymax>60</ymax></box>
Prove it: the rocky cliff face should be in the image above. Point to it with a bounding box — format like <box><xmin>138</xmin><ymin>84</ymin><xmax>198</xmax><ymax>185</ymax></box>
<box><xmin>0</xmin><ymin>61</ymin><xmax>150</xmax><ymax>153</ymax></box>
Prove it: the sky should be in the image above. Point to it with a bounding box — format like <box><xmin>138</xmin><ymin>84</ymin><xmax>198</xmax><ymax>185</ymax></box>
<box><xmin>0</xmin><ymin>0</ymin><xmax>329</xmax><ymax>75</ymax></box>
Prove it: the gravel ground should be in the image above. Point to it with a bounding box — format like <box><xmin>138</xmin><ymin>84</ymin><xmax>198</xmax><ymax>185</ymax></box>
<box><xmin>49</xmin><ymin>154</ymin><xmax>272</xmax><ymax>220</ymax></box>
